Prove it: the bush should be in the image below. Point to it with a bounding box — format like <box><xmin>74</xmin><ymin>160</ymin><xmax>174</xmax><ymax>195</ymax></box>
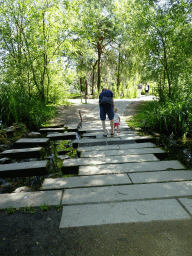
<box><xmin>137</xmin><ymin>96</ymin><xmax>192</xmax><ymax>136</ymax></box>
<box><xmin>0</xmin><ymin>86</ymin><xmax>56</xmax><ymax>130</ymax></box>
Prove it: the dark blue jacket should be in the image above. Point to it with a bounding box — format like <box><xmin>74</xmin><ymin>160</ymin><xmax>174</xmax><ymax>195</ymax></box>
<box><xmin>99</xmin><ymin>90</ymin><xmax>113</xmax><ymax>104</ymax></box>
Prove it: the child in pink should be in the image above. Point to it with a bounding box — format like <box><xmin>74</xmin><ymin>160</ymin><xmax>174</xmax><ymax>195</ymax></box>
<box><xmin>114</xmin><ymin>108</ymin><xmax>120</xmax><ymax>133</ymax></box>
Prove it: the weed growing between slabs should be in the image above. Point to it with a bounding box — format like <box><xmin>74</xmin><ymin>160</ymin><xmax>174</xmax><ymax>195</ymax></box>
<box><xmin>0</xmin><ymin>204</ymin><xmax>62</xmax><ymax>215</ymax></box>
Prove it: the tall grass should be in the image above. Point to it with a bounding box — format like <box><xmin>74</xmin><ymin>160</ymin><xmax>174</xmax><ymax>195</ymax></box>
<box><xmin>130</xmin><ymin>96</ymin><xmax>192</xmax><ymax>137</ymax></box>
<box><xmin>0</xmin><ymin>86</ymin><xmax>56</xmax><ymax>130</ymax></box>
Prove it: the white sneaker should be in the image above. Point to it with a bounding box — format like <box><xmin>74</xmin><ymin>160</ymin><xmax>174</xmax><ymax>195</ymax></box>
<box><xmin>103</xmin><ymin>130</ymin><xmax>108</xmax><ymax>137</ymax></box>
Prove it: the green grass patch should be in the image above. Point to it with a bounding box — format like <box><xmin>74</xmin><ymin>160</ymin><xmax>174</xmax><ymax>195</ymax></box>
<box><xmin>67</xmin><ymin>93</ymin><xmax>81</xmax><ymax>99</ymax></box>
<box><xmin>127</xmin><ymin>97</ymin><xmax>192</xmax><ymax>137</ymax></box>
<box><xmin>127</xmin><ymin>102</ymin><xmax>149</xmax><ymax>130</ymax></box>
<box><xmin>40</xmin><ymin>204</ymin><xmax>50</xmax><ymax>211</ymax></box>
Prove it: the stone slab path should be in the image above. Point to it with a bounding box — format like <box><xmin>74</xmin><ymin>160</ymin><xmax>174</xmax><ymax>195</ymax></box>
<box><xmin>78</xmin><ymin>160</ymin><xmax>185</xmax><ymax>175</ymax></box>
<box><xmin>80</xmin><ymin>147</ymin><xmax>165</xmax><ymax>158</ymax></box>
<box><xmin>0</xmin><ymin>147</ymin><xmax>43</xmax><ymax>159</ymax></box>
<box><xmin>58</xmin><ymin>127</ymin><xmax>192</xmax><ymax>228</ymax></box>
<box><xmin>0</xmin><ymin>160</ymin><xmax>48</xmax><ymax>178</ymax></box>
<box><xmin>1</xmin><ymin>98</ymin><xmax>192</xmax><ymax>231</ymax></box>
<box><xmin>14</xmin><ymin>138</ymin><xmax>50</xmax><ymax>148</ymax></box>
<box><xmin>59</xmin><ymin>199</ymin><xmax>190</xmax><ymax>228</ymax></box>
<box><xmin>0</xmin><ymin>190</ymin><xmax>62</xmax><ymax>208</ymax></box>
<box><xmin>77</xmin><ymin>142</ymin><xmax>156</xmax><ymax>152</ymax></box>
<box><xmin>63</xmin><ymin>154</ymin><xmax>159</xmax><ymax>167</ymax></box>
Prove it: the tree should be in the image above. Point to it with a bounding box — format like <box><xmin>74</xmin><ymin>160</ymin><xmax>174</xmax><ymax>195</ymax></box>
<box><xmin>0</xmin><ymin>0</ymin><xmax>73</xmax><ymax>103</ymax></box>
<box><xmin>76</xmin><ymin>0</ymin><xmax>119</xmax><ymax>92</ymax></box>
<box><xmin>131</xmin><ymin>0</ymin><xmax>192</xmax><ymax>98</ymax></box>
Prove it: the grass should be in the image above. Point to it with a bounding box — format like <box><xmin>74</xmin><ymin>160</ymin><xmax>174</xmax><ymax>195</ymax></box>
<box><xmin>127</xmin><ymin>102</ymin><xmax>148</xmax><ymax>130</ymax></box>
<box><xmin>40</xmin><ymin>204</ymin><xmax>50</xmax><ymax>211</ymax></box>
<box><xmin>66</xmin><ymin>93</ymin><xmax>81</xmax><ymax>99</ymax></box>
<box><xmin>0</xmin><ymin>204</ymin><xmax>63</xmax><ymax>215</ymax></box>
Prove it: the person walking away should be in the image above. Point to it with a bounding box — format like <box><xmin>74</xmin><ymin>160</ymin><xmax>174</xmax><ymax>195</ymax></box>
<box><xmin>145</xmin><ymin>84</ymin><xmax>149</xmax><ymax>96</ymax></box>
<box><xmin>137</xmin><ymin>84</ymin><xmax>142</xmax><ymax>98</ymax></box>
<box><xmin>114</xmin><ymin>108</ymin><xmax>120</xmax><ymax>134</ymax></box>
<box><xmin>99</xmin><ymin>88</ymin><xmax>114</xmax><ymax>137</ymax></box>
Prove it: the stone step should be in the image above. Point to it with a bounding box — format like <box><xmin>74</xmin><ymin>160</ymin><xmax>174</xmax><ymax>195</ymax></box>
<box><xmin>14</xmin><ymin>138</ymin><xmax>50</xmax><ymax>148</ymax></box>
<box><xmin>0</xmin><ymin>147</ymin><xmax>43</xmax><ymax>159</ymax></box>
<box><xmin>62</xmin><ymin>181</ymin><xmax>192</xmax><ymax>205</ymax></box>
<box><xmin>95</xmin><ymin>133</ymin><xmax>138</xmax><ymax>139</ymax></box>
<box><xmin>39</xmin><ymin>127</ymin><xmax>65</xmax><ymax>134</ymax></box>
<box><xmin>129</xmin><ymin>170</ymin><xmax>192</xmax><ymax>183</ymax></box>
<box><xmin>0</xmin><ymin>190</ymin><xmax>62</xmax><ymax>209</ymax></box>
<box><xmin>80</xmin><ymin>148</ymin><xmax>166</xmax><ymax>158</ymax></box>
<box><xmin>77</xmin><ymin>142</ymin><xmax>156</xmax><ymax>152</ymax></box>
<box><xmin>65</xmin><ymin>124</ymin><xmax>78</xmax><ymax>132</ymax></box>
<box><xmin>78</xmin><ymin>144</ymin><xmax>121</xmax><ymax>152</ymax></box>
<box><xmin>59</xmin><ymin>199</ymin><xmax>190</xmax><ymax>228</ymax></box>
<box><xmin>41</xmin><ymin>174</ymin><xmax>132</xmax><ymax>190</ymax></box>
<box><xmin>63</xmin><ymin>154</ymin><xmax>159</xmax><ymax>168</ymax></box>
<box><xmin>72</xmin><ymin>136</ymin><xmax>155</xmax><ymax>148</ymax></box>
<box><xmin>119</xmin><ymin>142</ymin><xmax>156</xmax><ymax>150</ymax></box>
<box><xmin>46</xmin><ymin>132</ymin><xmax>76</xmax><ymax>141</ymax></box>
<box><xmin>0</xmin><ymin>160</ymin><xmax>49</xmax><ymax>178</ymax></box>
<box><xmin>81</xmin><ymin>130</ymin><xmax>136</xmax><ymax>138</ymax></box>
<box><xmin>78</xmin><ymin>126</ymin><xmax>130</xmax><ymax>134</ymax></box>
<box><xmin>84</xmin><ymin>132</ymin><xmax>139</xmax><ymax>139</ymax></box>
<box><xmin>79</xmin><ymin>160</ymin><xmax>185</xmax><ymax>175</ymax></box>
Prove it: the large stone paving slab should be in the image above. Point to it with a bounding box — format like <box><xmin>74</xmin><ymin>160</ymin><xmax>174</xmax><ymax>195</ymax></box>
<box><xmin>81</xmin><ymin>131</ymin><xmax>137</xmax><ymax>136</ymax></box>
<box><xmin>1</xmin><ymin>147</ymin><xmax>43</xmax><ymax>159</ymax></box>
<box><xmin>129</xmin><ymin>170</ymin><xmax>192</xmax><ymax>184</ymax></box>
<box><xmin>47</xmin><ymin>132</ymin><xmax>76</xmax><ymax>140</ymax></box>
<box><xmin>62</xmin><ymin>181</ymin><xmax>192</xmax><ymax>205</ymax></box>
<box><xmin>59</xmin><ymin>199</ymin><xmax>190</xmax><ymax>228</ymax></box>
<box><xmin>63</xmin><ymin>154</ymin><xmax>159</xmax><ymax>167</ymax></box>
<box><xmin>95</xmin><ymin>132</ymin><xmax>138</xmax><ymax>139</ymax></box>
<box><xmin>75</xmin><ymin>137</ymin><xmax>122</xmax><ymax>144</ymax></box>
<box><xmin>119</xmin><ymin>135</ymin><xmax>155</xmax><ymax>142</ymax></box>
<box><xmin>178</xmin><ymin>198</ymin><xmax>192</xmax><ymax>215</ymax></box>
<box><xmin>77</xmin><ymin>142</ymin><xmax>157</xmax><ymax>153</ymax></box>
<box><xmin>78</xmin><ymin>126</ymin><xmax>130</xmax><ymax>134</ymax></box>
<box><xmin>78</xmin><ymin>145</ymin><xmax>120</xmax><ymax>152</ymax></box>
<box><xmin>118</xmin><ymin>142</ymin><xmax>156</xmax><ymax>150</ymax></box>
<box><xmin>40</xmin><ymin>127</ymin><xmax>65</xmax><ymax>134</ymax></box>
<box><xmin>81</xmin><ymin>148</ymin><xmax>165</xmax><ymax>158</ymax></box>
<box><xmin>0</xmin><ymin>160</ymin><xmax>48</xmax><ymax>178</ymax></box>
<box><xmin>41</xmin><ymin>174</ymin><xmax>131</xmax><ymax>190</ymax></box>
<box><xmin>14</xmin><ymin>138</ymin><xmax>50</xmax><ymax>148</ymax></box>
<box><xmin>79</xmin><ymin>160</ymin><xmax>185</xmax><ymax>175</ymax></box>
<box><xmin>0</xmin><ymin>190</ymin><xmax>62</xmax><ymax>209</ymax></box>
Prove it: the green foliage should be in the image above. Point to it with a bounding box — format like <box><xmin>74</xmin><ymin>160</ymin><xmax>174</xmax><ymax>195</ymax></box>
<box><xmin>130</xmin><ymin>95</ymin><xmax>192</xmax><ymax>137</ymax></box>
<box><xmin>22</xmin><ymin>205</ymin><xmax>35</xmax><ymax>214</ymax></box>
<box><xmin>67</xmin><ymin>93</ymin><xmax>81</xmax><ymax>99</ymax></box>
<box><xmin>0</xmin><ymin>0</ymin><xmax>192</xmax><ymax>121</ymax></box>
<box><xmin>0</xmin><ymin>85</ymin><xmax>56</xmax><ymax>129</ymax></box>
<box><xmin>54</xmin><ymin>205</ymin><xmax>62</xmax><ymax>212</ymax></box>
<box><xmin>6</xmin><ymin>207</ymin><xmax>15</xmax><ymax>215</ymax></box>
<box><xmin>40</xmin><ymin>204</ymin><xmax>50</xmax><ymax>211</ymax></box>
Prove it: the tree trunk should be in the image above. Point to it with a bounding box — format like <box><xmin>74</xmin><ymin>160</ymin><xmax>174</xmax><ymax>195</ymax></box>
<box><xmin>162</xmin><ymin>41</ymin><xmax>171</xmax><ymax>97</ymax></box>
<box><xmin>80</xmin><ymin>77</ymin><xmax>83</xmax><ymax>103</ymax></box>
<box><xmin>97</xmin><ymin>43</ymin><xmax>102</xmax><ymax>92</ymax></box>
<box><xmin>85</xmin><ymin>80</ymin><xmax>88</xmax><ymax>104</ymax></box>
<box><xmin>116</xmin><ymin>44</ymin><xmax>121</xmax><ymax>89</ymax></box>
<box><xmin>92</xmin><ymin>60</ymin><xmax>98</xmax><ymax>95</ymax></box>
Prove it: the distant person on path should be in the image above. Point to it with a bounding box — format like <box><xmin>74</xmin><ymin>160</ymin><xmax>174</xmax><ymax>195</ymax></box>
<box><xmin>145</xmin><ymin>84</ymin><xmax>150</xmax><ymax>95</ymax></box>
<box><xmin>114</xmin><ymin>108</ymin><xmax>120</xmax><ymax>134</ymax></box>
<box><xmin>99</xmin><ymin>88</ymin><xmax>114</xmax><ymax>137</ymax></box>
<box><xmin>137</xmin><ymin>84</ymin><xmax>142</xmax><ymax>98</ymax></box>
